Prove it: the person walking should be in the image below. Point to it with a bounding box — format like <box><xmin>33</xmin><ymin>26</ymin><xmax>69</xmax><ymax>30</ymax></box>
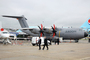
<box><xmin>57</xmin><ymin>38</ymin><xmax>59</xmax><ymax>45</ymax></box>
<box><xmin>38</xmin><ymin>37</ymin><xmax>41</xmax><ymax>50</ymax></box>
<box><xmin>42</xmin><ymin>36</ymin><xmax>49</xmax><ymax>50</ymax></box>
<box><xmin>55</xmin><ymin>38</ymin><xmax>57</xmax><ymax>45</ymax></box>
<box><xmin>49</xmin><ymin>37</ymin><xmax>52</xmax><ymax>45</ymax></box>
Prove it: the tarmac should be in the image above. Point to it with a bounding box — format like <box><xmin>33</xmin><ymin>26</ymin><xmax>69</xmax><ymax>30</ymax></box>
<box><xmin>0</xmin><ymin>40</ymin><xmax>90</xmax><ymax>60</ymax></box>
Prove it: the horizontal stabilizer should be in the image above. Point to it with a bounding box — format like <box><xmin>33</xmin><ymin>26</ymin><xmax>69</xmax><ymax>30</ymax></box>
<box><xmin>2</xmin><ymin>15</ymin><xmax>23</xmax><ymax>18</ymax></box>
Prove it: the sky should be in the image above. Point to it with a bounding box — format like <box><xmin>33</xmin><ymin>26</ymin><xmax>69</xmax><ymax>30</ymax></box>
<box><xmin>0</xmin><ymin>0</ymin><xmax>90</xmax><ymax>28</ymax></box>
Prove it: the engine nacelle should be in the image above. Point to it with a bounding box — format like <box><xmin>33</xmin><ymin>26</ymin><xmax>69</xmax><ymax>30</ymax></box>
<box><xmin>44</xmin><ymin>28</ymin><xmax>53</xmax><ymax>34</ymax></box>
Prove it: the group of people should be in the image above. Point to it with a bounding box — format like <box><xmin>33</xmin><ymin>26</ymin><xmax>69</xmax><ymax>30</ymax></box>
<box><xmin>38</xmin><ymin>37</ymin><xmax>60</xmax><ymax>50</ymax></box>
<box><xmin>38</xmin><ymin>36</ymin><xmax>49</xmax><ymax>50</ymax></box>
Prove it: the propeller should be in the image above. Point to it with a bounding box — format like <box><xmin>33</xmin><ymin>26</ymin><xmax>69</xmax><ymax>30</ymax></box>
<box><xmin>38</xmin><ymin>24</ymin><xmax>44</xmax><ymax>37</ymax></box>
<box><xmin>51</xmin><ymin>24</ymin><xmax>57</xmax><ymax>37</ymax></box>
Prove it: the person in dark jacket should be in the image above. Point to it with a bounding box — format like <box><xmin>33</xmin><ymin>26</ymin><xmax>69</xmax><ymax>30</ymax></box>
<box><xmin>55</xmin><ymin>38</ymin><xmax>57</xmax><ymax>45</ymax></box>
<box><xmin>42</xmin><ymin>36</ymin><xmax>49</xmax><ymax>50</ymax></box>
<box><xmin>57</xmin><ymin>38</ymin><xmax>59</xmax><ymax>45</ymax></box>
<box><xmin>49</xmin><ymin>37</ymin><xmax>52</xmax><ymax>45</ymax></box>
<box><xmin>38</xmin><ymin>37</ymin><xmax>41</xmax><ymax>50</ymax></box>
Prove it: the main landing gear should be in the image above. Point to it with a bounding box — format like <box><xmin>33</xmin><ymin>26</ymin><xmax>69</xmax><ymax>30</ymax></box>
<box><xmin>75</xmin><ymin>39</ymin><xmax>79</xmax><ymax>43</ymax></box>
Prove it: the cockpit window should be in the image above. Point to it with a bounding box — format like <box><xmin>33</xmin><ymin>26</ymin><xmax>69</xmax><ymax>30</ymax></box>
<box><xmin>3</xmin><ymin>32</ymin><xmax>8</xmax><ymax>34</ymax></box>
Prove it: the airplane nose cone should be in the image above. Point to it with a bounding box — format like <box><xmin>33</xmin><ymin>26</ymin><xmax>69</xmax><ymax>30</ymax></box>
<box><xmin>84</xmin><ymin>32</ymin><xmax>88</xmax><ymax>37</ymax></box>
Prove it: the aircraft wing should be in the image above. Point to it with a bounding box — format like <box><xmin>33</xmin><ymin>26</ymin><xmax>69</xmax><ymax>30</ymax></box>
<box><xmin>19</xmin><ymin>28</ymin><xmax>34</xmax><ymax>30</ymax></box>
<box><xmin>4</xmin><ymin>27</ymin><xmax>40</xmax><ymax>34</ymax></box>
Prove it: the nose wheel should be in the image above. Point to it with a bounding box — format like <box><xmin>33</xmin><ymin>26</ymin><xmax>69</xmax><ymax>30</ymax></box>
<box><xmin>3</xmin><ymin>40</ymin><xmax>7</xmax><ymax>45</ymax></box>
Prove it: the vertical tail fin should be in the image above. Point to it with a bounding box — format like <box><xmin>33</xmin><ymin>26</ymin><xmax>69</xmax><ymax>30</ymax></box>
<box><xmin>80</xmin><ymin>18</ymin><xmax>90</xmax><ymax>29</ymax></box>
<box><xmin>2</xmin><ymin>15</ymin><xmax>29</xmax><ymax>28</ymax></box>
<box><xmin>80</xmin><ymin>18</ymin><xmax>90</xmax><ymax>32</ymax></box>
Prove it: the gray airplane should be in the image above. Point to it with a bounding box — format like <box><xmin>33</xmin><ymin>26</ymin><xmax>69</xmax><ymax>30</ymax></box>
<box><xmin>2</xmin><ymin>15</ymin><xmax>88</xmax><ymax>43</ymax></box>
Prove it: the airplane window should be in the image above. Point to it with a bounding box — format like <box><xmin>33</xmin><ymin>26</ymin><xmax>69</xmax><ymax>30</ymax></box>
<box><xmin>65</xmin><ymin>30</ymin><xmax>76</xmax><ymax>33</ymax></box>
<box><xmin>3</xmin><ymin>32</ymin><xmax>8</xmax><ymax>34</ymax></box>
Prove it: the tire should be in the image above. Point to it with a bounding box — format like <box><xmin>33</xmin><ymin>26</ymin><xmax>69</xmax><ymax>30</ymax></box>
<box><xmin>32</xmin><ymin>44</ymin><xmax>35</xmax><ymax>46</ymax></box>
<box><xmin>75</xmin><ymin>39</ymin><xmax>78</xmax><ymax>43</ymax></box>
<box><xmin>88</xmin><ymin>39</ymin><xmax>90</xmax><ymax>43</ymax></box>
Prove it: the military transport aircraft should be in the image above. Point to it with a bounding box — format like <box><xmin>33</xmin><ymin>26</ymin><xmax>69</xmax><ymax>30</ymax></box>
<box><xmin>2</xmin><ymin>15</ymin><xmax>88</xmax><ymax>43</ymax></box>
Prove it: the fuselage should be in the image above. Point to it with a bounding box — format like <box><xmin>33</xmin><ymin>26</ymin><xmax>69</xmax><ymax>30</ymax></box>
<box><xmin>0</xmin><ymin>30</ymin><xmax>10</xmax><ymax>38</ymax></box>
<box><xmin>56</xmin><ymin>28</ymin><xmax>87</xmax><ymax>39</ymax></box>
<box><xmin>21</xmin><ymin>27</ymin><xmax>88</xmax><ymax>39</ymax></box>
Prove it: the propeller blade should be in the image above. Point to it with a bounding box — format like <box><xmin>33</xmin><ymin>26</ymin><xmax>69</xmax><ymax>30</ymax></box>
<box><xmin>38</xmin><ymin>26</ymin><xmax>41</xmax><ymax>29</ymax></box>
<box><xmin>53</xmin><ymin>24</ymin><xmax>55</xmax><ymax>30</ymax></box>
<box><xmin>51</xmin><ymin>24</ymin><xmax>56</xmax><ymax>37</ymax></box>
<box><xmin>40</xmin><ymin>33</ymin><xmax>42</xmax><ymax>37</ymax></box>
<box><xmin>53</xmin><ymin>33</ymin><xmax>55</xmax><ymax>37</ymax></box>
<box><xmin>51</xmin><ymin>26</ymin><xmax>53</xmax><ymax>29</ymax></box>
<box><xmin>38</xmin><ymin>24</ymin><xmax>44</xmax><ymax>37</ymax></box>
<box><xmin>41</xmin><ymin>24</ymin><xmax>43</xmax><ymax>30</ymax></box>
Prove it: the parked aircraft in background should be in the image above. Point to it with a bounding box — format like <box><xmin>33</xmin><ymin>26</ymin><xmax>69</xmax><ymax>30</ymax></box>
<box><xmin>2</xmin><ymin>15</ymin><xmax>88</xmax><ymax>43</ymax></box>
<box><xmin>81</xmin><ymin>18</ymin><xmax>90</xmax><ymax>34</ymax></box>
<box><xmin>0</xmin><ymin>28</ymin><xmax>12</xmax><ymax>44</ymax></box>
<box><xmin>0</xmin><ymin>22</ymin><xmax>17</xmax><ymax>44</ymax></box>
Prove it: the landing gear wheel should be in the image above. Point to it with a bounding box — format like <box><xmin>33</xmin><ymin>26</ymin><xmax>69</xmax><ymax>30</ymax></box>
<box><xmin>75</xmin><ymin>39</ymin><xmax>79</xmax><ymax>43</ymax></box>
